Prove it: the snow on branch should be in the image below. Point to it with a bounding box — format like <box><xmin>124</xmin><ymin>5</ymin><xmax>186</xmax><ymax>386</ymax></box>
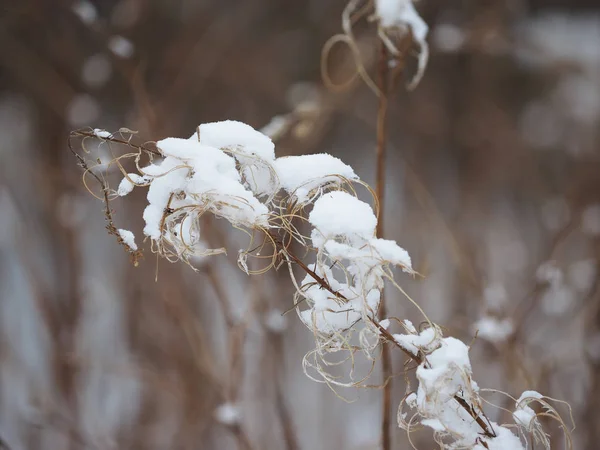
<box><xmin>374</xmin><ymin>0</ymin><xmax>429</xmax><ymax>89</ymax></box>
<box><xmin>321</xmin><ymin>0</ymin><xmax>429</xmax><ymax>94</ymax></box>
<box><xmin>69</xmin><ymin>120</ymin><xmax>573</xmax><ymax>449</ymax></box>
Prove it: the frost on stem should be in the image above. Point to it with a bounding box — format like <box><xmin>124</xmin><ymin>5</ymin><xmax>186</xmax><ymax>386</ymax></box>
<box><xmin>70</xmin><ymin>120</ymin><xmax>573</xmax><ymax>449</ymax></box>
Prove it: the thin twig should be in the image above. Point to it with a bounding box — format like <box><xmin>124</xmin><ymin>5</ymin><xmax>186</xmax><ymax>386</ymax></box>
<box><xmin>268</xmin><ymin>230</ymin><xmax>345</xmax><ymax>300</ymax></box>
<box><xmin>71</xmin><ymin>129</ymin><xmax>162</xmax><ymax>156</ymax></box>
<box><xmin>375</xmin><ymin>38</ymin><xmax>393</xmax><ymax>450</ymax></box>
<box><xmin>67</xmin><ymin>132</ymin><xmax>144</xmax><ymax>265</ymax></box>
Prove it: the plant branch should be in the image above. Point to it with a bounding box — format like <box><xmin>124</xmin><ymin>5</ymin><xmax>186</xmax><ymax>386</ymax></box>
<box><xmin>375</xmin><ymin>38</ymin><xmax>393</xmax><ymax>450</ymax></box>
<box><xmin>267</xmin><ymin>228</ymin><xmax>498</xmax><ymax>440</ymax></box>
<box><xmin>267</xmin><ymin>230</ymin><xmax>345</xmax><ymax>301</ymax></box>
<box><xmin>71</xmin><ymin>129</ymin><xmax>162</xmax><ymax>157</ymax></box>
<box><xmin>67</xmin><ymin>132</ymin><xmax>144</xmax><ymax>265</ymax></box>
<box><xmin>370</xmin><ymin>321</ymin><xmax>497</xmax><ymax>438</ymax></box>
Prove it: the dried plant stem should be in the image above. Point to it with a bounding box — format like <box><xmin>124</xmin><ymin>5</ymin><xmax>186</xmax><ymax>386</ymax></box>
<box><xmin>269</xmin><ymin>226</ymin><xmax>499</xmax><ymax>441</ymax></box>
<box><xmin>69</xmin><ymin>125</ymin><xmax>500</xmax><ymax>446</ymax></box>
<box><xmin>375</xmin><ymin>39</ymin><xmax>393</xmax><ymax>450</ymax></box>
<box><xmin>267</xmin><ymin>230</ymin><xmax>342</xmax><ymax>299</ymax></box>
<box><xmin>264</xmin><ymin>201</ymin><xmax>500</xmax><ymax>440</ymax></box>
<box><xmin>375</xmin><ymin>45</ymin><xmax>389</xmax><ymax>235</ymax></box>
<box><xmin>72</xmin><ymin>129</ymin><xmax>161</xmax><ymax>157</ymax></box>
<box><xmin>267</xmin><ymin>226</ymin><xmax>497</xmax><ymax>440</ymax></box>
<box><xmin>269</xmin><ymin>225</ymin><xmax>499</xmax><ymax>440</ymax></box>
<box><xmin>67</xmin><ymin>133</ymin><xmax>144</xmax><ymax>264</ymax></box>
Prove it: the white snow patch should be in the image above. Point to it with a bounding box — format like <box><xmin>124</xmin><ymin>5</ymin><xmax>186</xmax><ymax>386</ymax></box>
<box><xmin>260</xmin><ymin>115</ymin><xmax>289</xmax><ymax>139</ymax></box>
<box><xmin>192</xmin><ymin>120</ymin><xmax>275</xmax><ymax>162</ymax></box>
<box><xmin>513</xmin><ymin>407</ymin><xmax>536</xmax><ymax>427</ymax></box>
<box><xmin>474</xmin><ymin>425</ymin><xmax>525</xmax><ymax>450</ymax></box>
<box><xmin>191</xmin><ymin>120</ymin><xmax>277</xmax><ymax>197</ymax></box>
<box><xmin>513</xmin><ymin>390</ymin><xmax>544</xmax><ymax>430</ymax></box>
<box><xmin>117</xmin><ymin>173</ymin><xmax>150</xmax><ymax>197</ymax></box>
<box><xmin>298</xmin><ymin>264</ymin><xmax>381</xmax><ymax>335</ymax></box>
<box><xmin>117</xmin><ymin>229</ymin><xmax>137</xmax><ymax>250</ymax></box>
<box><xmin>309</xmin><ymin>191</ymin><xmax>376</xmax><ymax>249</ymax></box>
<box><xmin>93</xmin><ymin>128</ymin><xmax>111</xmax><ymax>139</ymax></box>
<box><xmin>415</xmin><ymin>337</ymin><xmax>481</xmax><ymax>444</ymax></box>
<box><xmin>274</xmin><ymin>154</ymin><xmax>358</xmax><ymax>204</ymax></box>
<box><xmin>375</xmin><ymin>0</ymin><xmax>429</xmax><ymax>88</ymax></box>
<box><xmin>393</xmin><ymin>327</ymin><xmax>438</xmax><ymax>355</ymax></box>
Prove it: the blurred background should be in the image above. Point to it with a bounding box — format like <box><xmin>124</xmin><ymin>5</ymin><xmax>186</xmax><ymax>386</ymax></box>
<box><xmin>0</xmin><ymin>0</ymin><xmax>599</xmax><ymax>449</ymax></box>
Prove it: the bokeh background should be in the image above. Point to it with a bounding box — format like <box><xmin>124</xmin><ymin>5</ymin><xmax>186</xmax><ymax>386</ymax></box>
<box><xmin>0</xmin><ymin>0</ymin><xmax>599</xmax><ymax>449</ymax></box>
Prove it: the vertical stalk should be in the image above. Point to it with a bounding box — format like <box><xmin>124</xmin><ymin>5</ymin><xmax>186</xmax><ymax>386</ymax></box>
<box><xmin>376</xmin><ymin>40</ymin><xmax>392</xmax><ymax>450</ymax></box>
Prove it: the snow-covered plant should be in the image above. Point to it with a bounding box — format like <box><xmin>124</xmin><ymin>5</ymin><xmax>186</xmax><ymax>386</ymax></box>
<box><xmin>71</xmin><ymin>121</ymin><xmax>413</xmax><ymax>354</ymax></box>
<box><xmin>70</xmin><ymin>119</ymin><xmax>573</xmax><ymax>449</ymax></box>
<box><xmin>394</xmin><ymin>324</ymin><xmax>573</xmax><ymax>449</ymax></box>
<box><xmin>68</xmin><ymin>3</ymin><xmax>574</xmax><ymax>448</ymax></box>
<box><xmin>321</xmin><ymin>0</ymin><xmax>429</xmax><ymax>94</ymax></box>
<box><xmin>374</xmin><ymin>0</ymin><xmax>429</xmax><ymax>89</ymax></box>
